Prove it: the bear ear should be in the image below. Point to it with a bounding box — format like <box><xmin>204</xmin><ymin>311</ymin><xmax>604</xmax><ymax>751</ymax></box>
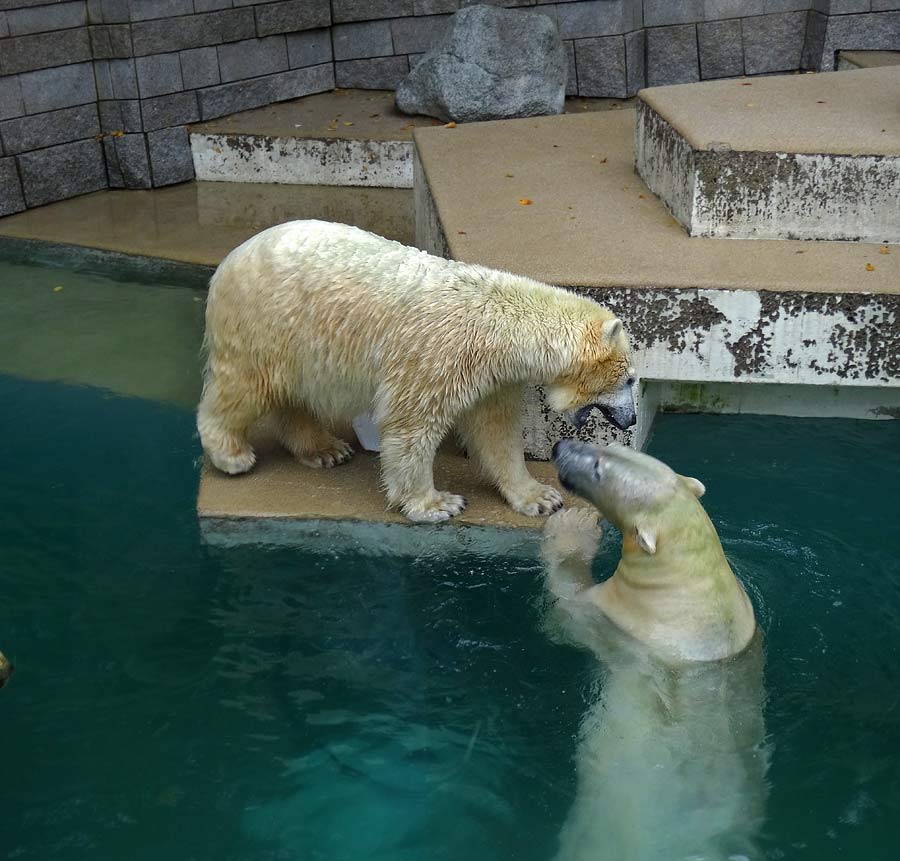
<box><xmin>680</xmin><ymin>475</ymin><xmax>706</xmax><ymax>498</ymax></box>
<box><xmin>601</xmin><ymin>318</ymin><xmax>623</xmax><ymax>343</ymax></box>
<box><xmin>635</xmin><ymin>524</ymin><xmax>657</xmax><ymax>555</ymax></box>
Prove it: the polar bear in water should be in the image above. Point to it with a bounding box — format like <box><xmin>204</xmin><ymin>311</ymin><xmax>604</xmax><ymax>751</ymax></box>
<box><xmin>541</xmin><ymin>440</ymin><xmax>768</xmax><ymax>861</ymax></box>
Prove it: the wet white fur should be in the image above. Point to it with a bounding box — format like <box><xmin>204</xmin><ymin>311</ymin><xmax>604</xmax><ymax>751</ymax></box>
<box><xmin>198</xmin><ymin>220</ymin><xmax>631</xmax><ymax>522</ymax></box>
<box><xmin>541</xmin><ymin>480</ymin><xmax>767</xmax><ymax>860</ymax></box>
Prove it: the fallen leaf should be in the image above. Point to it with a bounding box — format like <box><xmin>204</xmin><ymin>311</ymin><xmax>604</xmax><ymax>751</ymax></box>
<box><xmin>739</xmin><ymin>81</ymin><xmax>752</xmax><ymax>86</ymax></box>
<box><xmin>795</xmin><ymin>250</ymin><xmax>806</xmax><ymax>254</ymax></box>
<box><xmin>816</xmin><ymin>100</ymin><xmax>827</xmax><ymax>104</ymax></box>
<box><xmin>444</xmin><ymin>121</ymin><xmax>457</xmax><ymax>128</ymax></box>
<box><xmin>518</xmin><ymin>198</ymin><xmax>532</xmax><ymax>206</ymax></box>
<box><xmin>879</xmin><ymin>246</ymin><xmax>890</xmax><ymax>254</ymax></box>
<box><xmin>430</xmin><ymin>119</ymin><xmax>440</xmax><ymax>126</ymax></box>
<box><xmin>599</xmin><ymin>157</ymin><xmax>608</xmax><ymax>164</ymax></box>
<box><xmin>111</xmin><ymin>130</ymin><xmax>125</xmax><ymax>137</ymax></box>
<box><xmin>369</xmin><ymin>113</ymin><xmax>380</xmax><ymax>118</ymax></box>
<box><xmin>638</xmin><ymin>194</ymin><xmax>646</xmax><ymax>200</ymax></box>
<box><xmin>505</xmin><ymin>173</ymin><xmax>514</xmax><ymax>178</ymax></box>
<box><xmin>53</xmin><ymin>285</ymin><xmax>63</xmax><ymax>292</ymax></box>
<box><xmin>457</xmin><ymin>230</ymin><xmax>467</xmax><ymax>235</ymax></box>
<box><xmin>552</xmin><ymin>144</ymin><xmax>559</xmax><ymax>148</ymax></box>
<box><xmin>343</xmin><ymin>121</ymin><xmax>354</xmax><ymax>126</ymax></box>
<box><xmin>865</xmin><ymin>263</ymin><xmax>875</xmax><ymax>271</ymax></box>
<box><xmin>94</xmin><ymin>133</ymin><xmax>105</xmax><ymax>141</ymax></box>
<box><xmin>745</xmin><ymin>103</ymin><xmax>755</xmax><ymax>108</ymax></box>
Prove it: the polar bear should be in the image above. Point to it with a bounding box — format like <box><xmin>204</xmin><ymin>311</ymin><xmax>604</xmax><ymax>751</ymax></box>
<box><xmin>198</xmin><ymin>221</ymin><xmax>636</xmax><ymax>523</ymax></box>
<box><xmin>541</xmin><ymin>441</ymin><xmax>767</xmax><ymax>861</ymax></box>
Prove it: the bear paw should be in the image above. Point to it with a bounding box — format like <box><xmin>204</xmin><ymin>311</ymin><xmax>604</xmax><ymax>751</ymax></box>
<box><xmin>508</xmin><ymin>482</ymin><xmax>564</xmax><ymax>517</ymax></box>
<box><xmin>299</xmin><ymin>439</ymin><xmax>355</xmax><ymax>469</ymax></box>
<box><xmin>403</xmin><ymin>491</ymin><xmax>467</xmax><ymax>523</ymax></box>
<box><xmin>209</xmin><ymin>446</ymin><xmax>257</xmax><ymax>475</ymax></box>
<box><xmin>543</xmin><ymin>507</ymin><xmax>602</xmax><ymax>564</ymax></box>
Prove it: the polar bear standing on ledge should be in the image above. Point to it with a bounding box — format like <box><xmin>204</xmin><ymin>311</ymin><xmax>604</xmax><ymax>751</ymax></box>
<box><xmin>198</xmin><ymin>221</ymin><xmax>636</xmax><ymax>523</ymax></box>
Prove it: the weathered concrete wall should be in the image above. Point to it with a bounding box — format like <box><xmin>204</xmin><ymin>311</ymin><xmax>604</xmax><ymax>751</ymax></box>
<box><xmin>518</xmin><ymin>284</ymin><xmax>900</xmax><ymax>458</ymax></box>
<box><xmin>635</xmin><ymin>100</ymin><xmax>900</xmax><ymax>243</ymax></box>
<box><xmin>192</xmin><ymin>132</ymin><xmax>413</xmax><ymax>187</ymax></box>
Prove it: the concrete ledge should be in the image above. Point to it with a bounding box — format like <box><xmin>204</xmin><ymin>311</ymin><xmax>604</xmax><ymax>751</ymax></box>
<box><xmin>635</xmin><ymin>68</ymin><xmax>900</xmax><ymax>243</ymax></box>
<box><xmin>837</xmin><ymin>51</ymin><xmax>900</xmax><ymax>70</ymax></box>
<box><xmin>197</xmin><ymin>433</ymin><xmax>587</xmax><ymax>553</ymax></box>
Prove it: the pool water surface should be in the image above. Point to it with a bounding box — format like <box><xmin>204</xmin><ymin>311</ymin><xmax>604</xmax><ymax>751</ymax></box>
<box><xmin>2</xmin><ymin>255</ymin><xmax>899</xmax><ymax>860</ymax></box>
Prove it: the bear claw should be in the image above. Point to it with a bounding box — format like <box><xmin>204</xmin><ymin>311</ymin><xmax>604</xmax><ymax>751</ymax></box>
<box><xmin>299</xmin><ymin>440</ymin><xmax>354</xmax><ymax>469</ymax></box>
<box><xmin>404</xmin><ymin>491</ymin><xmax>467</xmax><ymax>523</ymax></box>
<box><xmin>510</xmin><ymin>483</ymin><xmax>565</xmax><ymax>517</ymax></box>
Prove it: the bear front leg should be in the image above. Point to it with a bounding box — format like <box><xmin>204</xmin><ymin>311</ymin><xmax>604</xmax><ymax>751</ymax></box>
<box><xmin>379</xmin><ymin>412</ymin><xmax>466</xmax><ymax>523</ymax></box>
<box><xmin>457</xmin><ymin>385</ymin><xmax>563</xmax><ymax>516</ymax></box>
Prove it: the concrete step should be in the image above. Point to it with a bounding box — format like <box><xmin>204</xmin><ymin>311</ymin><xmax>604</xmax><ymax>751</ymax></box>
<box><xmin>837</xmin><ymin>50</ymin><xmax>900</xmax><ymax>70</ymax></box>
<box><xmin>634</xmin><ymin>67</ymin><xmax>900</xmax><ymax>244</ymax></box>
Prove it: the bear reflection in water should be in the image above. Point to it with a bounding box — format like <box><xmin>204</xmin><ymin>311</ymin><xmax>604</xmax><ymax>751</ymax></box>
<box><xmin>542</xmin><ymin>442</ymin><xmax>769</xmax><ymax>861</ymax></box>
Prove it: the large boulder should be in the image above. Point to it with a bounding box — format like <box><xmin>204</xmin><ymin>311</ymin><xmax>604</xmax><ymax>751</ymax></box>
<box><xmin>395</xmin><ymin>4</ymin><xmax>567</xmax><ymax>123</ymax></box>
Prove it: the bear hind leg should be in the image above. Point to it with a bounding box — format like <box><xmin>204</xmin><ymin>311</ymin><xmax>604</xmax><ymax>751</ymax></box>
<box><xmin>273</xmin><ymin>407</ymin><xmax>354</xmax><ymax>469</ymax></box>
<box><xmin>197</xmin><ymin>382</ymin><xmax>261</xmax><ymax>475</ymax></box>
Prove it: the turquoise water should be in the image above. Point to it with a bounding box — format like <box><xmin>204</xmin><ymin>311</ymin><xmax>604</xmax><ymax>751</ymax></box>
<box><xmin>2</xmin><ymin>257</ymin><xmax>900</xmax><ymax>860</ymax></box>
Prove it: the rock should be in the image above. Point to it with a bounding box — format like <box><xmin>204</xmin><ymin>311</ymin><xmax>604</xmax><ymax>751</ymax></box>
<box><xmin>0</xmin><ymin>651</ymin><xmax>13</xmax><ymax>689</ymax></box>
<box><xmin>395</xmin><ymin>4</ymin><xmax>566</xmax><ymax>123</ymax></box>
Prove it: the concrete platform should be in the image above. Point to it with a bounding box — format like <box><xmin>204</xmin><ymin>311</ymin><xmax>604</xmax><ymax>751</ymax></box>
<box><xmin>0</xmin><ymin>180</ymin><xmax>414</xmax><ymax>267</ymax></box>
<box><xmin>414</xmin><ymin>108</ymin><xmax>900</xmax><ymax>455</ymax></box>
<box><xmin>838</xmin><ymin>50</ymin><xmax>900</xmax><ymax>70</ymax></box>
<box><xmin>190</xmin><ymin>89</ymin><xmax>634</xmax><ymax>189</ymax></box>
<box><xmin>635</xmin><ymin>67</ymin><xmax>900</xmax><ymax>243</ymax></box>
<box><xmin>198</xmin><ymin>433</ymin><xmax>586</xmax><ymax>554</ymax></box>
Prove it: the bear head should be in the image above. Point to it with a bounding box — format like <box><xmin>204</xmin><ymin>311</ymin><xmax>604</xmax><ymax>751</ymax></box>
<box><xmin>545</xmin><ymin>318</ymin><xmax>637</xmax><ymax>431</ymax></box>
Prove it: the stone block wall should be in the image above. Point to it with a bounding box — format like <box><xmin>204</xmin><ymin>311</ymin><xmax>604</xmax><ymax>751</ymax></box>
<box><xmin>0</xmin><ymin>0</ymin><xmax>898</xmax><ymax>215</ymax></box>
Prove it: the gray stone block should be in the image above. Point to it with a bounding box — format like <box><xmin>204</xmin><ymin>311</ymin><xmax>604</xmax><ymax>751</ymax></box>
<box><xmin>141</xmin><ymin>90</ymin><xmax>199</xmax><ymax>131</ymax></box>
<box><xmin>333</xmin><ymin>0</ymin><xmax>413</xmax><ymax>23</ymax></box>
<box><xmin>415</xmin><ymin>0</ymin><xmax>458</xmax><ymax>12</ymax></box>
<box><xmin>131</xmin><ymin>0</ymin><xmax>194</xmax><ymax>21</ymax></box>
<box><xmin>94</xmin><ymin>59</ymin><xmax>114</xmax><ymax>100</ymax></box>
<box><xmin>333</xmin><ymin>20</ymin><xmax>393</xmax><ymax>61</ymax></box>
<box><xmin>89</xmin><ymin>24</ymin><xmax>133</xmax><ymax>59</ymax></box>
<box><xmin>873</xmin><ymin>1</ymin><xmax>900</xmax><ymax>10</ymax></box>
<box><xmin>336</xmin><ymin>56</ymin><xmax>410</xmax><ymax>89</ymax></box>
<box><xmin>646</xmin><ymin>24</ymin><xmax>699</xmax><ymax>86</ymax></box>
<box><xmin>110</xmin><ymin>59</ymin><xmax>139</xmax><ymax>98</ymax></box>
<box><xmin>194</xmin><ymin>0</ymin><xmax>232</xmax><ymax>11</ymax></box>
<box><xmin>644</xmin><ymin>0</ymin><xmax>704</xmax><ymax>26</ymax></box>
<box><xmin>0</xmin><ymin>11</ymin><xmax>7</xmax><ymax>38</ymax></box>
<box><xmin>98</xmin><ymin>98</ymin><xmax>142</xmax><ymax>132</ymax></box>
<box><xmin>564</xmin><ymin>40</ymin><xmax>577</xmax><ymax>95</ymax></box>
<box><xmin>0</xmin><ymin>103</ymin><xmax>99</xmax><ymax>155</ymax></box>
<box><xmin>17</xmin><ymin>138</ymin><xmax>106</xmax><ymax>206</ymax></box>
<box><xmin>270</xmin><ymin>62</ymin><xmax>335</xmax><ymax>101</ymax></box>
<box><xmin>198</xmin><ymin>76</ymin><xmax>272</xmax><ymax>119</ymax></box>
<box><xmin>0</xmin><ymin>27</ymin><xmax>92</xmax><ymax>75</ymax></box>
<box><xmin>136</xmin><ymin>52</ymin><xmax>184</xmax><ymax>98</ymax></box>
<box><xmin>19</xmin><ymin>63</ymin><xmax>96</xmax><ymax>114</ymax></box>
<box><xmin>286</xmin><ymin>28</ymin><xmax>332</xmax><ymax>67</ymax></box>
<box><xmin>698</xmin><ymin>18</ymin><xmax>742</xmax><ymax>78</ymax></box>
<box><xmin>0</xmin><ymin>155</ymin><xmax>25</xmax><ymax>215</ymax></box>
<box><xmin>99</xmin><ymin>0</ymin><xmax>131</xmax><ymax>22</ymax></box>
<box><xmin>390</xmin><ymin>14</ymin><xmax>451</xmax><ymax>54</ymax></box>
<box><xmin>765</xmin><ymin>0</ymin><xmax>811</xmax><ymax>11</ymax></box>
<box><xmin>801</xmin><ymin>9</ymin><xmax>827</xmax><ymax>68</ymax></box>
<box><xmin>180</xmin><ymin>47</ymin><xmax>220</xmax><ymax>89</ymax></box>
<box><xmin>705</xmin><ymin>0</ymin><xmax>764</xmax><ymax>18</ymax></box>
<box><xmin>87</xmin><ymin>0</ymin><xmax>102</xmax><ymax>23</ymax></box>
<box><xmin>575</xmin><ymin>35</ymin><xmax>627</xmax><ymax>98</ymax></box>
<box><xmin>0</xmin><ymin>74</ymin><xmax>24</xmax><ymax>120</ymax></box>
<box><xmin>218</xmin><ymin>36</ymin><xmax>288</xmax><ymax>83</ymax></box>
<box><xmin>742</xmin><ymin>11</ymin><xmax>806</xmax><ymax>74</ymax></box>
<box><xmin>131</xmin><ymin>8</ymin><xmax>254</xmax><ymax>56</ymax></box>
<box><xmin>256</xmin><ymin>0</ymin><xmax>331</xmax><ymax>37</ymax></box>
<box><xmin>147</xmin><ymin>125</ymin><xmax>194</xmax><ymax>186</ymax></box>
<box><xmin>819</xmin><ymin>11</ymin><xmax>900</xmax><ymax>70</ymax></box>
<box><xmin>6</xmin><ymin>1</ymin><xmax>87</xmax><ymax>36</ymax></box>
<box><xmin>625</xmin><ymin>28</ymin><xmax>646</xmax><ymax>94</ymax></box>
<box><xmin>557</xmin><ymin>0</ymin><xmax>632</xmax><ymax>39</ymax></box>
<box><xmin>104</xmin><ymin>133</ymin><xmax>152</xmax><ymax>188</ymax></box>
<box><xmin>397</xmin><ymin>5</ymin><xmax>566</xmax><ymax>121</ymax></box>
